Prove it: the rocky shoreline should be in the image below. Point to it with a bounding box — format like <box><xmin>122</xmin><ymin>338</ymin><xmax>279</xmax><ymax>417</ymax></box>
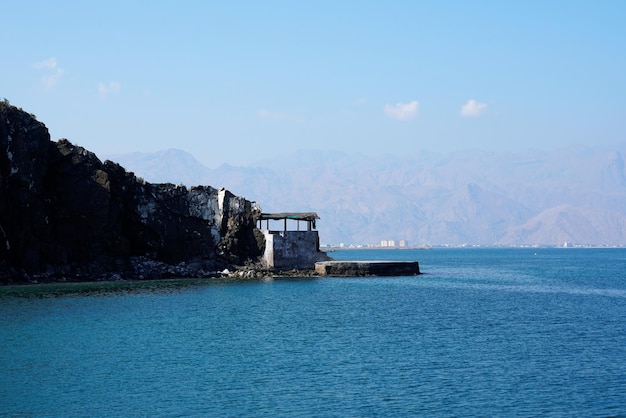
<box><xmin>5</xmin><ymin>261</ymin><xmax>321</xmax><ymax>286</ymax></box>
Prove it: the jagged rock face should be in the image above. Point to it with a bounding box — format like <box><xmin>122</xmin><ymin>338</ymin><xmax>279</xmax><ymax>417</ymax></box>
<box><xmin>0</xmin><ymin>104</ymin><xmax>52</xmax><ymax>275</ymax></box>
<box><xmin>0</xmin><ymin>102</ymin><xmax>262</xmax><ymax>282</ymax></box>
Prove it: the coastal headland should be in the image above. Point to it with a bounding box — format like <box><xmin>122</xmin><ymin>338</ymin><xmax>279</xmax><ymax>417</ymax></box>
<box><xmin>1</xmin><ymin>101</ymin><xmax>423</xmax><ymax>284</ymax></box>
<box><xmin>0</xmin><ymin>101</ymin><xmax>266</xmax><ymax>284</ymax></box>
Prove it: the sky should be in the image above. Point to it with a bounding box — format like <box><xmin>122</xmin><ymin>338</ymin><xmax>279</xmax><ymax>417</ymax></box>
<box><xmin>2</xmin><ymin>1</ymin><xmax>625</xmax><ymax>168</ymax></box>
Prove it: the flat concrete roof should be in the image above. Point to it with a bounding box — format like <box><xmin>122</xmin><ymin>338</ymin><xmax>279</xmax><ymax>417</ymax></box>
<box><xmin>260</xmin><ymin>212</ymin><xmax>320</xmax><ymax>221</ymax></box>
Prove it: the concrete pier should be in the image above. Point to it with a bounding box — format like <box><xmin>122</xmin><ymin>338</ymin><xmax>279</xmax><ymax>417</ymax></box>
<box><xmin>315</xmin><ymin>260</ymin><xmax>420</xmax><ymax>277</ymax></box>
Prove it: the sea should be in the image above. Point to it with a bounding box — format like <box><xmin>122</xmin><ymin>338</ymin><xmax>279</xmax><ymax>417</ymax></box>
<box><xmin>1</xmin><ymin>248</ymin><xmax>625</xmax><ymax>417</ymax></box>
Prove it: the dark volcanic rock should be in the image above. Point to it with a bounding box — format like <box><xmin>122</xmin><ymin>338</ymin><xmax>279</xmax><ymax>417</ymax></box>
<box><xmin>0</xmin><ymin>101</ymin><xmax>262</xmax><ymax>283</ymax></box>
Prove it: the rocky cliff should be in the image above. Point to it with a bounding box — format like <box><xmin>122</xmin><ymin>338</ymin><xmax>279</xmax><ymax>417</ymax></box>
<box><xmin>0</xmin><ymin>101</ymin><xmax>264</xmax><ymax>283</ymax></box>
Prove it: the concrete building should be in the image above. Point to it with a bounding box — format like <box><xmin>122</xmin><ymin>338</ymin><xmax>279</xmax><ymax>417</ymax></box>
<box><xmin>258</xmin><ymin>212</ymin><xmax>331</xmax><ymax>269</ymax></box>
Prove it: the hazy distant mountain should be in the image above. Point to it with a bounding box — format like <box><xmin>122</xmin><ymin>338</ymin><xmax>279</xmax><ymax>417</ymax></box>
<box><xmin>104</xmin><ymin>149</ymin><xmax>212</xmax><ymax>185</ymax></box>
<box><xmin>105</xmin><ymin>145</ymin><xmax>626</xmax><ymax>247</ymax></box>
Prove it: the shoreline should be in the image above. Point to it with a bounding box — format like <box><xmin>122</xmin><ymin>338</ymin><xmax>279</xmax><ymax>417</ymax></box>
<box><xmin>0</xmin><ymin>269</ymin><xmax>325</xmax><ymax>296</ymax></box>
<box><xmin>0</xmin><ymin>266</ymin><xmax>323</xmax><ymax>288</ymax></box>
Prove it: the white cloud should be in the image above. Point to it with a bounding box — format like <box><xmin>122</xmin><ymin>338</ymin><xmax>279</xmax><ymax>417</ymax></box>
<box><xmin>460</xmin><ymin>99</ymin><xmax>487</xmax><ymax>117</ymax></box>
<box><xmin>384</xmin><ymin>101</ymin><xmax>419</xmax><ymax>121</ymax></box>
<box><xmin>34</xmin><ymin>57</ymin><xmax>65</xmax><ymax>89</ymax></box>
<box><xmin>98</xmin><ymin>81</ymin><xmax>121</xmax><ymax>99</ymax></box>
<box><xmin>256</xmin><ymin>109</ymin><xmax>286</xmax><ymax>120</ymax></box>
<box><xmin>34</xmin><ymin>57</ymin><xmax>58</xmax><ymax>70</ymax></box>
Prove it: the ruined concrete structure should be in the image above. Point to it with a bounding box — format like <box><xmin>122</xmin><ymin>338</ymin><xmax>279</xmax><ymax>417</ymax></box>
<box><xmin>315</xmin><ymin>260</ymin><xmax>420</xmax><ymax>276</ymax></box>
<box><xmin>259</xmin><ymin>212</ymin><xmax>332</xmax><ymax>269</ymax></box>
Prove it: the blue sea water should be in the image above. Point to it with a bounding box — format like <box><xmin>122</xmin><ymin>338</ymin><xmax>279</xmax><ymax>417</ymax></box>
<box><xmin>1</xmin><ymin>248</ymin><xmax>626</xmax><ymax>417</ymax></box>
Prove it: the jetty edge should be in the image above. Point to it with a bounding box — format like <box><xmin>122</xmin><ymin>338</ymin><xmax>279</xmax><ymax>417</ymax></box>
<box><xmin>314</xmin><ymin>260</ymin><xmax>421</xmax><ymax>277</ymax></box>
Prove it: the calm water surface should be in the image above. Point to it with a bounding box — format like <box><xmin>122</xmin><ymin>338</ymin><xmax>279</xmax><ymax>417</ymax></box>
<box><xmin>1</xmin><ymin>248</ymin><xmax>625</xmax><ymax>416</ymax></box>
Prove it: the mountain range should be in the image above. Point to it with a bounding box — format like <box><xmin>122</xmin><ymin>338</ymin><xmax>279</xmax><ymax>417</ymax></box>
<box><xmin>104</xmin><ymin>144</ymin><xmax>626</xmax><ymax>247</ymax></box>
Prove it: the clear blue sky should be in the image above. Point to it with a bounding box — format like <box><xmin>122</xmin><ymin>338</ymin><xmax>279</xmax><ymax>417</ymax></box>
<box><xmin>2</xmin><ymin>1</ymin><xmax>625</xmax><ymax>167</ymax></box>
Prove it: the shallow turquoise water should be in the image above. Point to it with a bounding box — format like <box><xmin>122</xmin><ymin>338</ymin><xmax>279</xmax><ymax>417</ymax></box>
<box><xmin>2</xmin><ymin>248</ymin><xmax>625</xmax><ymax>416</ymax></box>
